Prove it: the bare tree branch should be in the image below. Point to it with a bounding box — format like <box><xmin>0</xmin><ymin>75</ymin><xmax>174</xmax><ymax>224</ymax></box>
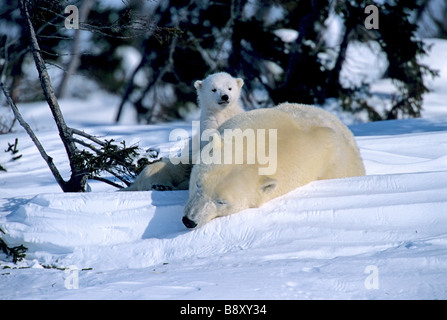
<box><xmin>115</xmin><ymin>48</ymin><xmax>149</xmax><ymax>123</ymax></box>
<box><xmin>1</xmin><ymin>82</ymin><xmax>67</xmax><ymax>189</ymax></box>
<box><xmin>72</xmin><ymin>137</ymin><xmax>104</xmax><ymax>155</ymax></box>
<box><xmin>89</xmin><ymin>176</ymin><xmax>124</xmax><ymax>189</ymax></box>
<box><xmin>71</xmin><ymin>127</ymin><xmax>107</xmax><ymax>146</ymax></box>
<box><xmin>19</xmin><ymin>0</ymin><xmax>88</xmax><ymax>192</ymax></box>
<box><xmin>57</xmin><ymin>0</ymin><xmax>94</xmax><ymax>99</ymax></box>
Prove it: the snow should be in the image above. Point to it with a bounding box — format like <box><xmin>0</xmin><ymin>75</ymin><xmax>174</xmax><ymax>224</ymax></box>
<box><xmin>1</xmin><ymin>40</ymin><xmax>447</xmax><ymax>300</ymax></box>
<box><xmin>339</xmin><ymin>41</ymin><xmax>388</xmax><ymax>88</ymax></box>
<box><xmin>273</xmin><ymin>29</ymin><xmax>298</xmax><ymax>43</ymax></box>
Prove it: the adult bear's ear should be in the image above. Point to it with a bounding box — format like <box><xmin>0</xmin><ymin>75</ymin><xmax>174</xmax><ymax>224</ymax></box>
<box><xmin>194</xmin><ymin>80</ymin><xmax>203</xmax><ymax>90</ymax></box>
<box><xmin>236</xmin><ymin>78</ymin><xmax>244</xmax><ymax>88</ymax></box>
<box><xmin>259</xmin><ymin>177</ymin><xmax>277</xmax><ymax>194</ymax></box>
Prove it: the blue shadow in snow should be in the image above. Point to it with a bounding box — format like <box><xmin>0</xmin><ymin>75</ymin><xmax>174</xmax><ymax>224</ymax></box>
<box><xmin>141</xmin><ymin>190</ymin><xmax>190</xmax><ymax>240</ymax></box>
<box><xmin>350</xmin><ymin>118</ymin><xmax>447</xmax><ymax>136</ymax></box>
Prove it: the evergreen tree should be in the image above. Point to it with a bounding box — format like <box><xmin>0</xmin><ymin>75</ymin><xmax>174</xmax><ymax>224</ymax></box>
<box><xmin>1</xmin><ymin>0</ymin><xmax>439</xmax><ymax>123</ymax></box>
<box><xmin>113</xmin><ymin>0</ymin><xmax>437</xmax><ymax>122</ymax></box>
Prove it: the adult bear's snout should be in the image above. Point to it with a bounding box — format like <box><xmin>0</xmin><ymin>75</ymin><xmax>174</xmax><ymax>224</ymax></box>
<box><xmin>182</xmin><ymin>216</ymin><xmax>198</xmax><ymax>229</ymax></box>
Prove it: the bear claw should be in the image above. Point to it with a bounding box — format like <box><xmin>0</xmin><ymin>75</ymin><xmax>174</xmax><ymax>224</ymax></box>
<box><xmin>152</xmin><ymin>184</ymin><xmax>173</xmax><ymax>191</ymax></box>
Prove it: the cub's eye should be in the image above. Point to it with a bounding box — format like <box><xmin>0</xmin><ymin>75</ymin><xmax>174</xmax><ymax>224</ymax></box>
<box><xmin>196</xmin><ymin>180</ymin><xmax>202</xmax><ymax>189</ymax></box>
<box><xmin>228</xmin><ymin>87</ymin><xmax>232</xmax><ymax>91</ymax></box>
<box><xmin>212</xmin><ymin>89</ymin><xmax>217</xmax><ymax>92</ymax></box>
<box><xmin>215</xmin><ymin>199</ymin><xmax>228</xmax><ymax>206</ymax></box>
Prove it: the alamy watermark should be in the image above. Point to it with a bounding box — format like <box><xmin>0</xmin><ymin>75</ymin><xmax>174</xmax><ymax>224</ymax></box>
<box><xmin>364</xmin><ymin>5</ymin><xmax>379</xmax><ymax>30</ymax></box>
<box><xmin>364</xmin><ymin>265</ymin><xmax>379</xmax><ymax>290</ymax></box>
<box><xmin>64</xmin><ymin>265</ymin><xmax>79</xmax><ymax>290</ymax></box>
<box><xmin>64</xmin><ymin>5</ymin><xmax>79</xmax><ymax>30</ymax></box>
<box><xmin>168</xmin><ymin>121</ymin><xmax>278</xmax><ymax>176</ymax></box>
<box><xmin>63</xmin><ymin>3</ymin><xmax>379</xmax><ymax>31</ymax></box>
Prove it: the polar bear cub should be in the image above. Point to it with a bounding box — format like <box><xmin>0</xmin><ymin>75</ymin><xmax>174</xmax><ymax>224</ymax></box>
<box><xmin>124</xmin><ymin>72</ymin><xmax>244</xmax><ymax>191</ymax></box>
<box><xmin>195</xmin><ymin>72</ymin><xmax>245</xmax><ymax>138</ymax></box>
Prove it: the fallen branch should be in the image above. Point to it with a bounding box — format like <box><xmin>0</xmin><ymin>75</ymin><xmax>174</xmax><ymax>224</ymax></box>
<box><xmin>0</xmin><ymin>227</ymin><xmax>28</xmax><ymax>264</ymax></box>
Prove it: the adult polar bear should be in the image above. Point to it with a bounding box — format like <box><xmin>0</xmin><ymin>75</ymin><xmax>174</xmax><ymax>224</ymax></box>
<box><xmin>181</xmin><ymin>103</ymin><xmax>365</xmax><ymax>228</ymax></box>
<box><xmin>125</xmin><ymin>100</ymin><xmax>365</xmax><ymax>228</ymax></box>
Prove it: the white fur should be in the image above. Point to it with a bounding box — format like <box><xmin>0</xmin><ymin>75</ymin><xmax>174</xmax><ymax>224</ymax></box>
<box><xmin>194</xmin><ymin>72</ymin><xmax>244</xmax><ymax>137</ymax></box>
<box><xmin>124</xmin><ymin>72</ymin><xmax>245</xmax><ymax>192</ymax></box>
<box><xmin>124</xmin><ymin>158</ymin><xmax>191</xmax><ymax>191</ymax></box>
<box><xmin>183</xmin><ymin>103</ymin><xmax>365</xmax><ymax>228</ymax></box>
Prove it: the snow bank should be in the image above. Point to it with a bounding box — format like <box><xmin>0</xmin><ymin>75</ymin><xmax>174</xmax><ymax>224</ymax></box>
<box><xmin>5</xmin><ymin>170</ymin><xmax>446</xmax><ymax>272</ymax></box>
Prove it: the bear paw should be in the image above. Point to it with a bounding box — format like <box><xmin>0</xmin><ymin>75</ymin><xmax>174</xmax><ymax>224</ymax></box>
<box><xmin>151</xmin><ymin>184</ymin><xmax>173</xmax><ymax>191</ymax></box>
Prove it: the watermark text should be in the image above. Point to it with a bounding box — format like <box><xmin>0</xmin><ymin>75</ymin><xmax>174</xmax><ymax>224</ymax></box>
<box><xmin>169</xmin><ymin>121</ymin><xmax>277</xmax><ymax>175</ymax></box>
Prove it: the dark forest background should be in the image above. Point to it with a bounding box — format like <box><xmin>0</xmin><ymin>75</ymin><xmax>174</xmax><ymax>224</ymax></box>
<box><xmin>1</xmin><ymin>0</ymin><xmax>445</xmax><ymax>125</ymax></box>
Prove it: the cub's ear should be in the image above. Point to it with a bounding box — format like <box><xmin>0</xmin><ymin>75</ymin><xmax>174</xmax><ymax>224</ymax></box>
<box><xmin>236</xmin><ymin>78</ymin><xmax>244</xmax><ymax>88</ymax></box>
<box><xmin>259</xmin><ymin>177</ymin><xmax>278</xmax><ymax>194</ymax></box>
<box><xmin>194</xmin><ymin>80</ymin><xmax>203</xmax><ymax>90</ymax></box>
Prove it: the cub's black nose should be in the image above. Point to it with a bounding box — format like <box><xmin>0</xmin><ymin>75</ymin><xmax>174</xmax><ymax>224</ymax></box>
<box><xmin>221</xmin><ymin>94</ymin><xmax>229</xmax><ymax>101</ymax></box>
<box><xmin>182</xmin><ymin>216</ymin><xmax>198</xmax><ymax>228</ymax></box>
